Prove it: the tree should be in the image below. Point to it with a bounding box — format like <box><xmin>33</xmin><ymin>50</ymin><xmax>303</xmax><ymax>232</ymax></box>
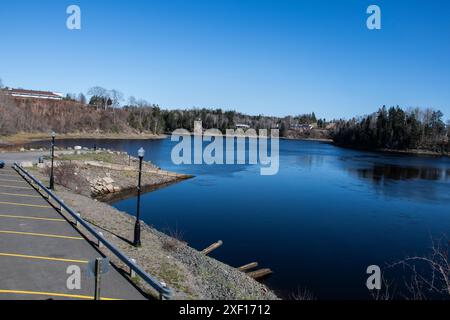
<box><xmin>78</xmin><ymin>93</ymin><xmax>87</xmax><ymax>105</ymax></box>
<box><xmin>110</xmin><ymin>89</ymin><xmax>124</xmax><ymax>108</ymax></box>
<box><xmin>87</xmin><ymin>86</ymin><xmax>110</xmax><ymax>110</ymax></box>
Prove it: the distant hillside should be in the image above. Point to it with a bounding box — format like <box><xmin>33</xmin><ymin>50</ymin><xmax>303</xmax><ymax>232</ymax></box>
<box><xmin>0</xmin><ymin>92</ymin><xmax>329</xmax><ymax>140</ymax></box>
<box><xmin>0</xmin><ymin>93</ymin><xmax>137</xmax><ymax>136</ymax></box>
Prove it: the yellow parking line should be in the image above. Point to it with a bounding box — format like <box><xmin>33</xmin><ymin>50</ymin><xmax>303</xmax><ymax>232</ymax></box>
<box><xmin>0</xmin><ymin>192</ymin><xmax>41</xmax><ymax>198</ymax></box>
<box><xmin>0</xmin><ymin>290</ymin><xmax>121</xmax><ymax>300</ymax></box>
<box><xmin>0</xmin><ymin>214</ymin><xmax>65</xmax><ymax>222</ymax></box>
<box><xmin>0</xmin><ymin>230</ymin><xmax>83</xmax><ymax>240</ymax></box>
<box><xmin>0</xmin><ymin>185</ymin><xmax>32</xmax><ymax>190</ymax></box>
<box><xmin>0</xmin><ymin>252</ymin><xmax>88</xmax><ymax>264</ymax></box>
<box><xmin>0</xmin><ymin>201</ymin><xmax>51</xmax><ymax>209</ymax></box>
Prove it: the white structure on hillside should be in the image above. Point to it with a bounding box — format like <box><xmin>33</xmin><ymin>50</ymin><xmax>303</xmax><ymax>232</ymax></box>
<box><xmin>5</xmin><ymin>88</ymin><xmax>64</xmax><ymax>100</ymax></box>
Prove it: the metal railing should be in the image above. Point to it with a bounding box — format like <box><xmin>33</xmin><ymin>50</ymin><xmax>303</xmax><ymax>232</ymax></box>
<box><xmin>13</xmin><ymin>162</ymin><xmax>172</xmax><ymax>300</ymax></box>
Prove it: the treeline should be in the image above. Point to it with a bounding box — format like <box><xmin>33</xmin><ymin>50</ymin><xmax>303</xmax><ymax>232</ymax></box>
<box><xmin>333</xmin><ymin>106</ymin><xmax>450</xmax><ymax>153</ymax></box>
<box><xmin>0</xmin><ymin>89</ymin><xmax>321</xmax><ymax>137</ymax></box>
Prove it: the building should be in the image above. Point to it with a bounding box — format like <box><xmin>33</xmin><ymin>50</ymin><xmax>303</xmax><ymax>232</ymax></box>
<box><xmin>290</xmin><ymin>124</ymin><xmax>313</xmax><ymax>131</ymax></box>
<box><xmin>5</xmin><ymin>88</ymin><xmax>64</xmax><ymax>100</ymax></box>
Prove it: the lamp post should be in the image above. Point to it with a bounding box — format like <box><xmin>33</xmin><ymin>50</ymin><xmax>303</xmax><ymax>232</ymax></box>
<box><xmin>134</xmin><ymin>147</ymin><xmax>145</xmax><ymax>247</ymax></box>
<box><xmin>49</xmin><ymin>131</ymin><xmax>56</xmax><ymax>190</ymax></box>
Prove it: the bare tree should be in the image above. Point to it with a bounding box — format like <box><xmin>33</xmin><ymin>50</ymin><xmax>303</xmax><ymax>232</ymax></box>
<box><xmin>388</xmin><ymin>236</ymin><xmax>449</xmax><ymax>300</ymax></box>
<box><xmin>110</xmin><ymin>89</ymin><xmax>124</xmax><ymax>108</ymax></box>
<box><xmin>128</xmin><ymin>96</ymin><xmax>137</xmax><ymax>107</ymax></box>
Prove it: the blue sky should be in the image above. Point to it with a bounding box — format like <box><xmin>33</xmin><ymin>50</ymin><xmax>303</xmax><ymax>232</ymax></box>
<box><xmin>0</xmin><ymin>0</ymin><xmax>449</xmax><ymax>120</ymax></box>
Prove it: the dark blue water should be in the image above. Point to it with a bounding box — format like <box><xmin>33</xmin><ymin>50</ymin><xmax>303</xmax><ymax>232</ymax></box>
<box><xmin>27</xmin><ymin>138</ymin><xmax>450</xmax><ymax>299</ymax></box>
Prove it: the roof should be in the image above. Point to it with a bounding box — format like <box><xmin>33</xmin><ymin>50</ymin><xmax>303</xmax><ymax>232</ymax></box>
<box><xmin>7</xmin><ymin>88</ymin><xmax>63</xmax><ymax>98</ymax></box>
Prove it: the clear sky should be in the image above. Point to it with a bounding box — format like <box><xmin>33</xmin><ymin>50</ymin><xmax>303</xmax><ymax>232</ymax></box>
<box><xmin>0</xmin><ymin>0</ymin><xmax>449</xmax><ymax>120</ymax></box>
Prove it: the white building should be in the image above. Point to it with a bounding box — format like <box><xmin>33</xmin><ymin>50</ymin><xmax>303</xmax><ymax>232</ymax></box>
<box><xmin>6</xmin><ymin>88</ymin><xmax>64</xmax><ymax>100</ymax></box>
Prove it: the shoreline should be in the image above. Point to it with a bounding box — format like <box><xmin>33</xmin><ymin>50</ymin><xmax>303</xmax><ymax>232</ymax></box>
<box><xmin>0</xmin><ymin>132</ymin><xmax>167</xmax><ymax>148</ymax></box>
<box><xmin>24</xmin><ymin>166</ymin><xmax>278</xmax><ymax>300</ymax></box>
<box><xmin>333</xmin><ymin>143</ymin><xmax>450</xmax><ymax>158</ymax></box>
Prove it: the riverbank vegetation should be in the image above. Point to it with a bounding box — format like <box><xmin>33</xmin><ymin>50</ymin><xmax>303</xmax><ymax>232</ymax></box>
<box><xmin>333</xmin><ymin>106</ymin><xmax>450</xmax><ymax>154</ymax></box>
<box><xmin>0</xmin><ymin>84</ymin><xmax>326</xmax><ymax>140</ymax></box>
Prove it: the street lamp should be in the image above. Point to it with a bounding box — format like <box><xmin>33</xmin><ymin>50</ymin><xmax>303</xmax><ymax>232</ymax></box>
<box><xmin>49</xmin><ymin>131</ymin><xmax>56</xmax><ymax>190</ymax></box>
<box><xmin>134</xmin><ymin>147</ymin><xmax>145</xmax><ymax>247</ymax></box>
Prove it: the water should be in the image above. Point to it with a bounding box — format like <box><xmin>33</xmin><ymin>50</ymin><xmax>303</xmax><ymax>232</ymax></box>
<box><xmin>26</xmin><ymin>138</ymin><xmax>450</xmax><ymax>299</ymax></box>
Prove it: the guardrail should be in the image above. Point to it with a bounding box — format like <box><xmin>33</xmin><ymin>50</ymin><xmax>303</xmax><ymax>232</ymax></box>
<box><xmin>13</xmin><ymin>162</ymin><xmax>172</xmax><ymax>300</ymax></box>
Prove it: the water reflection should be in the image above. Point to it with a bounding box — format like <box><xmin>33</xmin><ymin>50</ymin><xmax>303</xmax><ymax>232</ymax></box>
<box><xmin>354</xmin><ymin>164</ymin><xmax>449</xmax><ymax>182</ymax></box>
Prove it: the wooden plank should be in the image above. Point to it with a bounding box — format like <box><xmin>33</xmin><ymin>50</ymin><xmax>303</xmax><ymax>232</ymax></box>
<box><xmin>247</xmin><ymin>269</ymin><xmax>273</xmax><ymax>280</ymax></box>
<box><xmin>238</xmin><ymin>262</ymin><xmax>258</xmax><ymax>272</ymax></box>
<box><xmin>201</xmin><ymin>240</ymin><xmax>223</xmax><ymax>255</ymax></box>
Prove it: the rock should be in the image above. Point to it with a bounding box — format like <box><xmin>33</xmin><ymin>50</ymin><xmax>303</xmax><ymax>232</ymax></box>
<box><xmin>21</xmin><ymin>161</ymin><xmax>34</xmax><ymax>168</ymax></box>
<box><xmin>103</xmin><ymin>177</ymin><xmax>115</xmax><ymax>184</ymax></box>
<box><xmin>106</xmin><ymin>184</ymin><xmax>115</xmax><ymax>193</ymax></box>
<box><xmin>113</xmin><ymin>186</ymin><xmax>121</xmax><ymax>193</ymax></box>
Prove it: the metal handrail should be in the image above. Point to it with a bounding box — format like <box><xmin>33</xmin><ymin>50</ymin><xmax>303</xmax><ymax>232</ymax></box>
<box><xmin>13</xmin><ymin>162</ymin><xmax>172</xmax><ymax>300</ymax></box>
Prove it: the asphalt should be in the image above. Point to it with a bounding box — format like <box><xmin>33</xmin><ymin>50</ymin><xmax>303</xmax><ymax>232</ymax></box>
<box><xmin>0</xmin><ymin>167</ymin><xmax>146</xmax><ymax>300</ymax></box>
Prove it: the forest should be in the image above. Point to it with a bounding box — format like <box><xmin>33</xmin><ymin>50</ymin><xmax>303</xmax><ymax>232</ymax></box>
<box><xmin>333</xmin><ymin>106</ymin><xmax>450</xmax><ymax>153</ymax></box>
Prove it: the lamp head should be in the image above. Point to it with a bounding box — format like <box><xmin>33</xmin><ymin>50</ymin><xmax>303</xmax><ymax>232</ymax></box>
<box><xmin>138</xmin><ymin>147</ymin><xmax>145</xmax><ymax>158</ymax></box>
<box><xmin>51</xmin><ymin>131</ymin><xmax>56</xmax><ymax>138</ymax></box>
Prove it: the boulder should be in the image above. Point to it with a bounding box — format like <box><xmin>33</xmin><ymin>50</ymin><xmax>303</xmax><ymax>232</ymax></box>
<box><xmin>103</xmin><ymin>177</ymin><xmax>115</xmax><ymax>184</ymax></box>
<box><xmin>21</xmin><ymin>161</ymin><xmax>34</xmax><ymax>168</ymax></box>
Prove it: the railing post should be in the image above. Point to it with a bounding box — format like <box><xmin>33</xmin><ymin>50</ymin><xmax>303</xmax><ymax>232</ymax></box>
<box><xmin>94</xmin><ymin>258</ymin><xmax>103</xmax><ymax>300</ymax></box>
<box><xmin>130</xmin><ymin>259</ymin><xmax>137</xmax><ymax>278</ymax></box>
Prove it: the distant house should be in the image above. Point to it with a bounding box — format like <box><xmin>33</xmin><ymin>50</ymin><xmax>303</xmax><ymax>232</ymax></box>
<box><xmin>290</xmin><ymin>124</ymin><xmax>313</xmax><ymax>131</ymax></box>
<box><xmin>5</xmin><ymin>88</ymin><xmax>64</xmax><ymax>100</ymax></box>
<box><xmin>236</xmin><ymin>124</ymin><xmax>251</xmax><ymax>129</ymax></box>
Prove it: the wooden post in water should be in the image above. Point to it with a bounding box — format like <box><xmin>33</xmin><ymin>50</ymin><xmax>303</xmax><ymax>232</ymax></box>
<box><xmin>247</xmin><ymin>269</ymin><xmax>273</xmax><ymax>280</ymax></box>
<box><xmin>202</xmin><ymin>240</ymin><xmax>223</xmax><ymax>255</ymax></box>
<box><xmin>238</xmin><ymin>262</ymin><xmax>259</xmax><ymax>272</ymax></box>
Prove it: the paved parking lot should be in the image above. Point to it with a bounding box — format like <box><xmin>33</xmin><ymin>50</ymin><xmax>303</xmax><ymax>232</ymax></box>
<box><xmin>0</xmin><ymin>167</ymin><xmax>146</xmax><ymax>300</ymax></box>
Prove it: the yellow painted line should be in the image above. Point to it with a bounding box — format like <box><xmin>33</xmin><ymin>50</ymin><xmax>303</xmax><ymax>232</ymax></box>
<box><xmin>0</xmin><ymin>290</ymin><xmax>121</xmax><ymax>301</ymax></box>
<box><xmin>0</xmin><ymin>201</ymin><xmax>51</xmax><ymax>209</ymax></box>
<box><xmin>0</xmin><ymin>253</ymin><xmax>88</xmax><ymax>264</ymax></box>
<box><xmin>0</xmin><ymin>214</ymin><xmax>65</xmax><ymax>222</ymax></box>
<box><xmin>0</xmin><ymin>184</ymin><xmax>32</xmax><ymax>190</ymax></box>
<box><xmin>0</xmin><ymin>230</ymin><xmax>83</xmax><ymax>240</ymax></box>
<box><xmin>0</xmin><ymin>192</ymin><xmax>41</xmax><ymax>198</ymax></box>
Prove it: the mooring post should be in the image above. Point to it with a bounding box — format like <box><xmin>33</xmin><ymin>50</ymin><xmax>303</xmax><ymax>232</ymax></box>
<box><xmin>202</xmin><ymin>240</ymin><xmax>223</xmax><ymax>255</ymax></box>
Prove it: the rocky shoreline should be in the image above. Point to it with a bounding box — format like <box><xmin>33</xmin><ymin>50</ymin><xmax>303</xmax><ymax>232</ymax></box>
<box><xmin>22</xmin><ymin>150</ymin><xmax>278</xmax><ymax>300</ymax></box>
